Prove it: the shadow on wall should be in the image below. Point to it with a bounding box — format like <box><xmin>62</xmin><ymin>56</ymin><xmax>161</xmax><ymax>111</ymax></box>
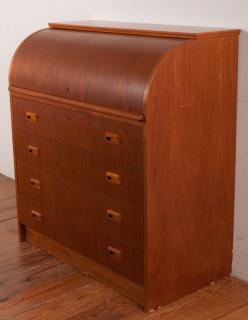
<box><xmin>232</xmin><ymin>29</ymin><xmax>248</xmax><ymax>281</ymax></box>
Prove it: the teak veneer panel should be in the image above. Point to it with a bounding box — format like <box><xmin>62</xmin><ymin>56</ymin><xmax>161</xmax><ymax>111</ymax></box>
<box><xmin>16</xmin><ymin>142</ymin><xmax>144</xmax><ymax>209</ymax></box>
<box><xmin>19</xmin><ymin>195</ymin><xmax>144</xmax><ymax>284</ymax></box>
<box><xmin>9</xmin><ymin>20</ymin><xmax>240</xmax><ymax>311</ymax></box>
<box><xmin>16</xmin><ymin>161</ymin><xmax>144</xmax><ymax>247</ymax></box>
<box><xmin>12</xmin><ymin>97</ymin><xmax>144</xmax><ymax>167</ymax></box>
<box><xmin>10</xmin><ymin>86</ymin><xmax>145</xmax><ymax>122</ymax></box>
<box><xmin>10</xmin><ymin>29</ymin><xmax>184</xmax><ymax>114</ymax></box>
<box><xmin>144</xmin><ymin>35</ymin><xmax>239</xmax><ymax>310</ymax></box>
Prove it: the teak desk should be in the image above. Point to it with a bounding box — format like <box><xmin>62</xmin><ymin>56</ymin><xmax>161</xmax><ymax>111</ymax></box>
<box><xmin>9</xmin><ymin>21</ymin><xmax>240</xmax><ymax>311</ymax></box>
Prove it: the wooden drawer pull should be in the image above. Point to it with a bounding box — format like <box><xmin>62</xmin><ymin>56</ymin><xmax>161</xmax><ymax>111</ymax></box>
<box><xmin>26</xmin><ymin>112</ymin><xmax>38</xmax><ymax>123</ymax></box>
<box><xmin>107</xmin><ymin>246</ymin><xmax>122</xmax><ymax>260</ymax></box>
<box><xmin>106</xmin><ymin>209</ymin><xmax>122</xmax><ymax>223</ymax></box>
<box><xmin>27</xmin><ymin>145</ymin><xmax>39</xmax><ymax>156</ymax></box>
<box><xmin>30</xmin><ymin>178</ymin><xmax>41</xmax><ymax>190</ymax></box>
<box><xmin>105</xmin><ymin>171</ymin><xmax>121</xmax><ymax>185</ymax></box>
<box><xmin>105</xmin><ymin>132</ymin><xmax>120</xmax><ymax>145</ymax></box>
<box><xmin>31</xmin><ymin>210</ymin><xmax>42</xmax><ymax>222</ymax></box>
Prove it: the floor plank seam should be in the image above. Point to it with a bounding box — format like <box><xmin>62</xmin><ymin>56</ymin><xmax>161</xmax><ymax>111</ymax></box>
<box><xmin>0</xmin><ymin>217</ymin><xmax>17</xmax><ymax>223</ymax></box>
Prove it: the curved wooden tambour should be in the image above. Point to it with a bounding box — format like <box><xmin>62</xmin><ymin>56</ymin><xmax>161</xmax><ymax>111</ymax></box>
<box><xmin>9</xmin><ymin>28</ymin><xmax>184</xmax><ymax>115</ymax></box>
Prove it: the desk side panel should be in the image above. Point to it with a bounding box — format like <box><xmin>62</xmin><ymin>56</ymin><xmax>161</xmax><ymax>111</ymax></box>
<box><xmin>144</xmin><ymin>35</ymin><xmax>239</xmax><ymax>310</ymax></box>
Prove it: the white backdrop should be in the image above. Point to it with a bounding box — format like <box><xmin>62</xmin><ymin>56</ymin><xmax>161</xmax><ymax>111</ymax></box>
<box><xmin>0</xmin><ymin>0</ymin><xmax>247</xmax><ymax>281</ymax></box>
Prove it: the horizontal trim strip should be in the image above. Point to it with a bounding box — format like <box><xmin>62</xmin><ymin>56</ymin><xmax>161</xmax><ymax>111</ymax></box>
<box><xmin>9</xmin><ymin>86</ymin><xmax>145</xmax><ymax>122</ymax></box>
<box><xmin>50</xmin><ymin>23</ymin><xmax>196</xmax><ymax>39</ymax></box>
<box><xmin>49</xmin><ymin>22</ymin><xmax>240</xmax><ymax>40</ymax></box>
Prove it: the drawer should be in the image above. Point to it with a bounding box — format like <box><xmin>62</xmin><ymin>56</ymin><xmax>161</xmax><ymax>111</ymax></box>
<box><xmin>15</xmin><ymin>131</ymin><xmax>57</xmax><ymax>175</ymax></box>
<box><xmin>59</xmin><ymin>180</ymin><xmax>144</xmax><ymax>248</ymax></box>
<box><xmin>12</xmin><ymin>97</ymin><xmax>55</xmax><ymax>140</ymax></box>
<box><xmin>18</xmin><ymin>193</ymin><xmax>57</xmax><ymax>240</ymax></box>
<box><xmin>96</xmin><ymin>232</ymin><xmax>144</xmax><ymax>285</ymax></box>
<box><xmin>12</xmin><ymin>97</ymin><xmax>143</xmax><ymax>167</ymax></box>
<box><xmin>54</xmin><ymin>108</ymin><xmax>143</xmax><ymax>168</ymax></box>
<box><xmin>18</xmin><ymin>194</ymin><xmax>97</xmax><ymax>261</ymax></box>
<box><xmin>15</xmin><ymin>132</ymin><xmax>144</xmax><ymax>209</ymax></box>
<box><xmin>17</xmin><ymin>163</ymin><xmax>58</xmax><ymax>207</ymax></box>
<box><xmin>58</xmin><ymin>143</ymin><xmax>143</xmax><ymax>209</ymax></box>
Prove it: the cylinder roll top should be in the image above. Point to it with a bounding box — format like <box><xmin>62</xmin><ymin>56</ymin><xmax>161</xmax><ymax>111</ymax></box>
<box><xmin>10</xmin><ymin>28</ymin><xmax>184</xmax><ymax>114</ymax></box>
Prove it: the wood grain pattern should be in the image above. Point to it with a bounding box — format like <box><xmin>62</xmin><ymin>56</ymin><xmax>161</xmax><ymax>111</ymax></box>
<box><xmin>18</xmin><ymin>191</ymin><xmax>144</xmax><ymax>284</ymax></box>
<box><xmin>0</xmin><ymin>206</ymin><xmax>16</xmax><ymax>222</ymax></box>
<box><xmin>144</xmin><ymin>35</ymin><xmax>239</xmax><ymax>310</ymax></box>
<box><xmin>0</xmin><ymin>180</ymin><xmax>16</xmax><ymax>201</ymax></box>
<box><xmin>10</xmin><ymin>86</ymin><xmax>145</xmax><ymax>123</ymax></box>
<box><xmin>1</xmin><ymin>177</ymin><xmax>248</xmax><ymax>319</ymax></box>
<box><xmin>10</xmin><ymin>29</ymin><xmax>184</xmax><ymax>114</ymax></box>
<box><xmin>13</xmin><ymin>97</ymin><xmax>144</xmax><ymax>167</ymax></box>
<box><xmin>16</xmin><ymin>140</ymin><xmax>144</xmax><ymax>209</ymax></box>
<box><xmin>0</xmin><ymin>197</ymin><xmax>16</xmax><ymax>211</ymax></box>
<box><xmin>58</xmin><ymin>181</ymin><xmax>144</xmax><ymax>248</ymax></box>
<box><xmin>219</xmin><ymin>305</ymin><xmax>248</xmax><ymax>320</ymax></box>
<box><xmin>14</xmin><ymin>127</ymin><xmax>144</xmax><ymax>207</ymax></box>
<box><xmin>9</xmin><ymin>95</ymin><xmax>27</xmax><ymax>241</ymax></box>
<box><xmin>12</xmin><ymin>97</ymin><xmax>55</xmax><ymax>141</ymax></box>
<box><xmin>54</xmin><ymin>106</ymin><xmax>144</xmax><ymax>168</ymax></box>
<box><xmin>17</xmin><ymin>170</ymin><xmax>144</xmax><ymax>247</ymax></box>
<box><xmin>49</xmin><ymin>20</ymin><xmax>240</xmax><ymax>39</ymax></box>
<box><xmin>26</xmin><ymin>227</ymin><xmax>144</xmax><ymax>304</ymax></box>
<box><xmin>18</xmin><ymin>194</ymin><xmax>57</xmax><ymax>239</ymax></box>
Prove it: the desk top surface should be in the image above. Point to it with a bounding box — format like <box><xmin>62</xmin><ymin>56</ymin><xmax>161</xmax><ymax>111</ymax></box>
<box><xmin>49</xmin><ymin>20</ymin><xmax>240</xmax><ymax>39</ymax></box>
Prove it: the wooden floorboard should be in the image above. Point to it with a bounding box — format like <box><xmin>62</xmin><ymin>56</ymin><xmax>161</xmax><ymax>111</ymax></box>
<box><xmin>0</xmin><ymin>206</ymin><xmax>17</xmax><ymax>222</ymax></box>
<box><xmin>0</xmin><ymin>197</ymin><xmax>16</xmax><ymax>211</ymax></box>
<box><xmin>0</xmin><ymin>174</ymin><xmax>10</xmax><ymax>183</ymax></box>
<box><xmin>219</xmin><ymin>305</ymin><xmax>248</xmax><ymax>320</ymax></box>
<box><xmin>0</xmin><ymin>175</ymin><xmax>248</xmax><ymax>319</ymax></box>
<box><xmin>0</xmin><ymin>180</ymin><xmax>16</xmax><ymax>201</ymax></box>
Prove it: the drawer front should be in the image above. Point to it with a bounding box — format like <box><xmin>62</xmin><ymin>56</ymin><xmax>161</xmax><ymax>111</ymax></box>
<box><xmin>18</xmin><ymin>194</ymin><xmax>57</xmax><ymax>239</ymax></box>
<box><xmin>15</xmin><ymin>131</ymin><xmax>57</xmax><ymax>175</ymax></box>
<box><xmin>58</xmin><ymin>143</ymin><xmax>143</xmax><ymax>209</ymax></box>
<box><xmin>17</xmin><ymin>163</ymin><xmax>58</xmax><ymax>207</ymax></box>
<box><xmin>96</xmin><ymin>232</ymin><xmax>144</xmax><ymax>285</ymax></box>
<box><xmin>18</xmin><ymin>194</ymin><xmax>97</xmax><ymax>261</ymax></box>
<box><xmin>17</xmin><ymin>162</ymin><xmax>143</xmax><ymax>248</ymax></box>
<box><xmin>12</xmin><ymin>97</ymin><xmax>55</xmax><ymax>140</ymax></box>
<box><xmin>59</xmin><ymin>180</ymin><xmax>143</xmax><ymax>248</ymax></box>
<box><xmin>54</xmin><ymin>108</ymin><xmax>143</xmax><ymax>168</ymax></box>
<box><xmin>12</xmin><ymin>97</ymin><xmax>143</xmax><ymax>167</ymax></box>
<box><xmin>15</xmin><ymin>132</ymin><xmax>144</xmax><ymax>209</ymax></box>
